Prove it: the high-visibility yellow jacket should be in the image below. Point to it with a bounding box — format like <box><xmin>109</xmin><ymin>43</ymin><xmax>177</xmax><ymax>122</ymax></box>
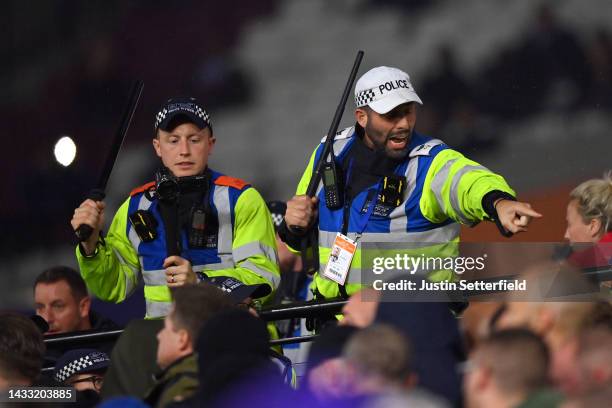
<box><xmin>291</xmin><ymin>127</ymin><xmax>515</xmax><ymax>299</ymax></box>
<box><xmin>76</xmin><ymin>170</ymin><xmax>280</xmax><ymax>318</ymax></box>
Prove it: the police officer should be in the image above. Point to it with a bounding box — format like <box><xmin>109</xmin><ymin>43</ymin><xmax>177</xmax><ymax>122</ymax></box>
<box><xmin>280</xmin><ymin>66</ymin><xmax>542</xmax><ymax>300</ymax></box>
<box><xmin>70</xmin><ymin>97</ymin><xmax>280</xmax><ymax>318</ymax></box>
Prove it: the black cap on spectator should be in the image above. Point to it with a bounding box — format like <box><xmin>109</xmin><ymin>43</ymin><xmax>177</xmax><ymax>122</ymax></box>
<box><xmin>54</xmin><ymin>349</ymin><xmax>110</xmax><ymax>383</ymax></box>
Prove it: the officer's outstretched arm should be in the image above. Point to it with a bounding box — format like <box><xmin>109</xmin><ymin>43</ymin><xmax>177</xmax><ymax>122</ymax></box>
<box><xmin>75</xmin><ymin>198</ymin><xmax>141</xmax><ymax>303</ymax></box>
<box><xmin>421</xmin><ymin>149</ymin><xmax>516</xmax><ymax>225</ymax></box>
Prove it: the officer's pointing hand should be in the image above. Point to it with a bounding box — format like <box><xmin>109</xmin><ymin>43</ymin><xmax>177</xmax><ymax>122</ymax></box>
<box><xmin>285</xmin><ymin>195</ymin><xmax>319</xmax><ymax>233</ymax></box>
<box><xmin>71</xmin><ymin>199</ymin><xmax>105</xmax><ymax>255</ymax></box>
<box><xmin>495</xmin><ymin>200</ymin><xmax>542</xmax><ymax>234</ymax></box>
<box><xmin>164</xmin><ymin>256</ymin><xmax>197</xmax><ymax>287</ymax></box>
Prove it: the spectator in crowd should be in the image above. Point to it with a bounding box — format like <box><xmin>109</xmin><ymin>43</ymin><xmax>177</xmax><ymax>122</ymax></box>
<box><xmin>202</xmin><ymin>275</ymin><xmax>295</xmax><ymax>387</ymax></box>
<box><xmin>460</xmin><ymin>302</ymin><xmax>506</xmax><ymax>352</ymax></box>
<box><xmin>338</xmin><ymin>288</ymin><xmax>380</xmax><ymax>328</ymax></box>
<box><xmin>53</xmin><ymin>348</ymin><xmax>110</xmax><ymax>407</ymax></box>
<box><xmin>565</xmin><ymin>171</ymin><xmax>612</xmax><ymax>244</ymax></box>
<box><xmin>143</xmin><ymin>283</ymin><xmax>234</xmax><ymax>408</ymax></box>
<box><xmin>191</xmin><ymin>309</ymin><xmax>286</xmax><ymax>407</ymax></box>
<box><xmin>103</xmin><ymin>276</ymin><xmax>277</xmax><ymax>401</ymax></box>
<box><xmin>342</xmin><ymin>324</ymin><xmax>416</xmax><ymax>397</ymax></box>
<box><xmin>101</xmin><ymin>319</ymin><xmax>164</xmax><ymax>400</ymax></box>
<box><xmin>464</xmin><ymin>328</ymin><xmax>562</xmax><ymax>408</ymax></box>
<box><xmin>496</xmin><ymin>262</ymin><xmax>600</xmax><ymax>395</ymax></box>
<box><xmin>561</xmin><ymin>385</ymin><xmax>612</xmax><ymax>408</ymax></box>
<box><xmin>375</xmin><ymin>298</ymin><xmax>465</xmax><ymax>407</ymax></box>
<box><xmin>0</xmin><ymin>312</ymin><xmax>46</xmax><ymax>390</ymax></box>
<box><xmin>561</xmin><ymin>326</ymin><xmax>612</xmax><ymax>397</ymax></box>
<box><xmin>564</xmin><ymin>172</ymin><xmax>612</xmax><ymax>280</ymax></box>
<box><xmin>54</xmin><ymin>348</ymin><xmax>110</xmax><ymax>392</ymax></box>
<box><xmin>306</xmin><ymin>325</ymin><xmax>359</xmax><ymax>403</ymax></box>
<box><xmin>34</xmin><ymin>266</ymin><xmax>118</xmax><ymax>334</ymax></box>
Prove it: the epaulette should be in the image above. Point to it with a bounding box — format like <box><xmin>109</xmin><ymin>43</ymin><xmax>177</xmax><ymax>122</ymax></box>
<box><xmin>214</xmin><ymin>176</ymin><xmax>249</xmax><ymax>190</ymax></box>
<box><xmin>130</xmin><ymin>181</ymin><xmax>156</xmax><ymax>197</ymax></box>
<box><xmin>320</xmin><ymin>126</ymin><xmax>354</xmax><ymax>143</ymax></box>
<box><xmin>409</xmin><ymin>139</ymin><xmax>445</xmax><ymax>158</ymax></box>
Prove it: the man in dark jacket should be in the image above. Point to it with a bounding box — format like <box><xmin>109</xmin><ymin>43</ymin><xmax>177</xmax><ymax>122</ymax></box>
<box><xmin>143</xmin><ymin>283</ymin><xmax>235</xmax><ymax>407</ymax></box>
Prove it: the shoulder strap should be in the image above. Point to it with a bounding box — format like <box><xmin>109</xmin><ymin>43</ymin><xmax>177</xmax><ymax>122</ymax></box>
<box><xmin>214</xmin><ymin>176</ymin><xmax>249</xmax><ymax>190</ymax></box>
<box><xmin>130</xmin><ymin>181</ymin><xmax>156</xmax><ymax>197</ymax></box>
<box><xmin>409</xmin><ymin>138</ymin><xmax>445</xmax><ymax>158</ymax></box>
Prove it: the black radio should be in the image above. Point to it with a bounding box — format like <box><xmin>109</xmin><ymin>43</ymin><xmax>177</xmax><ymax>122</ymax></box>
<box><xmin>323</xmin><ymin>162</ymin><xmax>343</xmax><ymax>210</ymax></box>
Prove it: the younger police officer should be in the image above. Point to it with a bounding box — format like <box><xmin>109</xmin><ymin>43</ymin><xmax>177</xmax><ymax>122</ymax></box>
<box><xmin>281</xmin><ymin>66</ymin><xmax>542</xmax><ymax>300</ymax></box>
<box><xmin>71</xmin><ymin>97</ymin><xmax>280</xmax><ymax>318</ymax></box>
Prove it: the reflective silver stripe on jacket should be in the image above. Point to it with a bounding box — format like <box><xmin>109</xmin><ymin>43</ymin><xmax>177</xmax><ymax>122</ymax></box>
<box><xmin>319</xmin><ymin>223</ymin><xmax>460</xmax><ymax>248</ymax></box>
<box><xmin>240</xmin><ymin>260</ymin><xmax>281</xmax><ymax>288</ymax></box>
<box><xmin>431</xmin><ymin>158</ymin><xmax>457</xmax><ymax>216</ymax></box>
<box><xmin>448</xmin><ymin>165</ymin><xmax>487</xmax><ymax>226</ymax></box>
<box><xmin>430</xmin><ymin>158</ymin><xmax>487</xmax><ymax>225</ymax></box>
<box><xmin>145</xmin><ymin>299</ymin><xmax>172</xmax><ymax>319</ymax></box>
<box><xmin>112</xmin><ymin>247</ymin><xmax>139</xmax><ymax>297</ymax></box>
<box><xmin>233</xmin><ymin>242</ymin><xmax>280</xmax><ymax>288</ymax></box>
<box><xmin>214</xmin><ymin>185</ymin><xmax>233</xmax><ymax>255</ymax></box>
<box><xmin>318</xmin><ymin>223</ymin><xmax>461</xmax><ymax>283</ymax></box>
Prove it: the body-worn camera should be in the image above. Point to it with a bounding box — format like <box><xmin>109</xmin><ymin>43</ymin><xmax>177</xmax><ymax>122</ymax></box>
<box><xmin>155</xmin><ymin>167</ymin><xmax>180</xmax><ymax>202</ymax></box>
<box><xmin>154</xmin><ymin>167</ymin><xmax>209</xmax><ymax>201</ymax></box>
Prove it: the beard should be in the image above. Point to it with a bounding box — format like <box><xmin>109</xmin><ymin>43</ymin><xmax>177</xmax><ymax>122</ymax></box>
<box><xmin>365</xmin><ymin>124</ymin><xmax>412</xmax><ymax>160</ymax></box>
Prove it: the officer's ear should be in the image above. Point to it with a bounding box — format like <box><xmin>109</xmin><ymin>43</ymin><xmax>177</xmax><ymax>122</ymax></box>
<box><xmin>205</xmin><ymin>127</ymin><xmax>216</xmax><ymax>156</ymax></box>
<box><xmin>152</xmin><ymin>134</ymin><xmax>162</xmax><ymax>158</ymax></box>
<box><xmin>355</xmin><ymin>107</ymin><xmax>368</xmax><ymax>128</ymax></box>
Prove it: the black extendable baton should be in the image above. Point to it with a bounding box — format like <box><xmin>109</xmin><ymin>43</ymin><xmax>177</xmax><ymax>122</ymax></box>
<box><xmin>290</xmin><ymin>50</ymin><xmax>364</xmax><ymax>235</ymax></box>
<box><xmin>75</xmin><ymin>80</ymin><xmax>144</xmax><ymax>242</ymax></box>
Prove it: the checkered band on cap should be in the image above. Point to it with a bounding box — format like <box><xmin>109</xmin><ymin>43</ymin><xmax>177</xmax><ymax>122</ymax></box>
<box><xmin>354</xmin><ymin>89</ymin><xmax>376</xmax><ymax>107</ymax></box>
<box><xmin>154</xmin><ymin>98</ymin><xmax>212</xmax><ymax>130</ymax></box>
<box><xmin>55</xmin><ymin>355</ymin><xmax>95</xmax><ymax>383</ymax></box>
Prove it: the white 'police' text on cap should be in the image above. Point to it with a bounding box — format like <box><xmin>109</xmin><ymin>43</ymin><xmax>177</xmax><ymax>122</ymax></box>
<box><xmin>354</xmin><ymin>66</ymin><xmax>423</xmax><ymax>114</ymax></box>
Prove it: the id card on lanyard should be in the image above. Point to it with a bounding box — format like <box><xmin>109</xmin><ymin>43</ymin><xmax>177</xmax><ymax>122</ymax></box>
<box><xmin>322</xmin><ymin>233</ymin><xmax>357</xmax><ymax>285</ymax></box>
<box><xmin>322</xmin><ymin>185</ymin><xmax>379</xmax><ymax>285</ymax></box>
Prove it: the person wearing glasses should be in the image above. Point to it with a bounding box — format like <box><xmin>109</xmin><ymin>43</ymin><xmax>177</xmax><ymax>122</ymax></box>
<box><xmin>54</xmin><ymin>348</ymin><xmax>110</xmax><ymax>393</ymax></box>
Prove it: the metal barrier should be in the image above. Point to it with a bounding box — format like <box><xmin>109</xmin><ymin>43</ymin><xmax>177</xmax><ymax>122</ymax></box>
<box><xmin>42</xmin><ymin>298</ymin><xmax>346</xmax><ymax>350</ymax></box>
<box><xmin>41</xmin><ymin>265</ymin><xmax>611</xmax><ymax>368</ymax></box>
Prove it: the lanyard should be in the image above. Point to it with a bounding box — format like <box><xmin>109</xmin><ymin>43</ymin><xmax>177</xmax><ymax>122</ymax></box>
<box><xmin>340</xmin><ymin>157</ymin><xmax>382</xmax><ymax>237</ymax></box>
